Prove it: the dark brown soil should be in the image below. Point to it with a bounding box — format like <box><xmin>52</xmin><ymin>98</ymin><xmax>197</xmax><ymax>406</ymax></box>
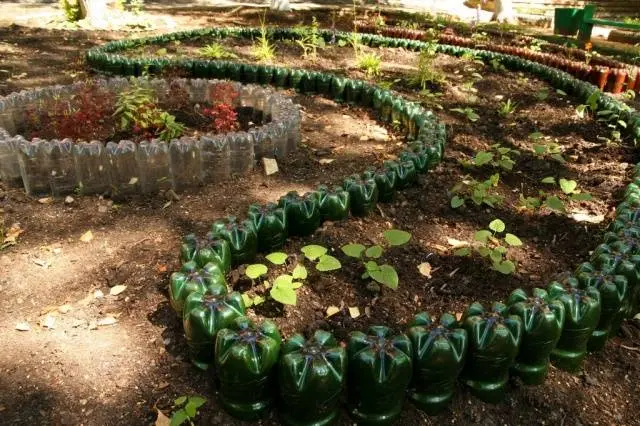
<box><xmin>1</xmin><ymin>9</ymin><xmax>640</xmax><ymax>426</ymax></box>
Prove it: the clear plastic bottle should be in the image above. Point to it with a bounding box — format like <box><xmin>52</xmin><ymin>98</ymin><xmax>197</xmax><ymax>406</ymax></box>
<box><xmin>0</xmin><ymin>130</ymin><xmax>21</xmax><ymax>186</ymax></box>
<box><xmin>228</xmin><ymin>132</ymin><xmax>255</xmax><ymax>175</ymax></box>
<box><xmin>0</xmin><ymin>100</ymin><xmax>16</xmax><ymax>135</ymax></box>
<box><xmin>200</xmin><ymin>134</ymin><xmax>230</xmax><ymax>182</ymax></box>
<box><xmin>250</xmin><ymin>127</ymin><xmax>275</xmax><ymax>161</ymax></box>
<box><xmin>136</xmin><ymin>139</ymin><xmax>173</xmax><ymax>194</ymax></box>
<box><xmin>271</xmin><ymin>122</ymin><xmax>289</xmax><ymax>158</ymax></box>
<box><xmin>73</xmin><ymin>140</ymin><xmax>111</xmax><ymax>195</ymax></box>
<box><xmin>17</xmin><ymin>137</ymin><xmax>51</xmax><ymax>196</ymax></box>
<box><xmin>48</xmin><ymin>138</ymin><xmax>77</xmax><ymax>196</ymax></box>
<box><xmin>188</xmin><ymin>79</ymin><xmax>208</xmax><ymax>104</ymax></box>
<box><xmin>106</xmin><ymin>140</ymin><xmax>139</xmax><ymax>196</ymax></box>
<box><xmin>169</xmin><ymin>136</ymin><xmax>202</xmax><ymax>190</ymax></box>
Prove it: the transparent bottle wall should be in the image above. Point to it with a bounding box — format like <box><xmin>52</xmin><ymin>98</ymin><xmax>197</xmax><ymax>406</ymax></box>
<box><xmin>0</xmin><ymin>78</ymin><xmax>301</xmax><ymax>196</ymax></box>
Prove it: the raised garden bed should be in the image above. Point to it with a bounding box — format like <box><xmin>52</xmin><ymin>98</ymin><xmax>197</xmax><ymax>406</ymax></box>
<box><xmin>0</xmin><ymin>77</ymin><xmax>301</xmax><ymax>196</ymax></box>
<box><xmin>77</xmin><ymin>24</ymin><xmax>640</xmax><ymax>424</ymax></box>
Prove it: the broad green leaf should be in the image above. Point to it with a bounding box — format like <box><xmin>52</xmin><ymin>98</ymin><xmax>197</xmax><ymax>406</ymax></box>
<box><xmin>559</xmin><ymin>178</ymin><xmax>577</xmax><ymax>194</ymax></box>
<box><xmin>341</xmin><ymin>243</ymin><xmax>366</xmax><ymax>258</ymax></box>
<box><xmin>494</xmin><ymin>246</ymin><xmax>507</xmax><ymax>254</ymax></box>
<box><xmin>488</xmin><ymin>219</ymin><xmax>505</xmax><ymax>233</ymax></box>
<box><xmin>316</xmin><ymin>255</ymin><xmax>341</xmax><ymax>271</ymax></box>
<box><xmin>291</xmin><ymin>282</ymin><xmax>303</xmax><ymax>289</ymax></box>
<box><xmin>575</xmin><ymin>104</ymin><xmax>586</xmax><ymax>118</ymax></box>
<box><xmin>533</xmin><ymin>144</ymin><xmax>546</xmax><ymax>154</ymax></box>
<box><xmin>188</xmin><ymin>396</ymin><xmax>206</xmax><ymax>409</ymax></box>
<box><xmin>292</xmin><ymin>264</ymin><xmax>308</xmax><ymax>280</ymax></box>
<box><xmin>361</xmin><ymin>271</ymin><xmax>370</xmax><ymax>279</ymax></box>
<box><xmin>494</xmin><ymin>260</ymin><xmax>516</xmax><ymax>274</ymax></box>
<box><xmin>570</xmin><ymin>192</ymin><xmax>593</xmax><ymax>201</ymax></box>
<box><xmin>246</xmin><ymin>264</ymin><xmax>268</xmax><ymax>279</ymax></box>
<box><xmin>544</xmin><ymin>196</ymin><xmax>565</xmax><ymax>211</ymax></box>
<box><xmin>451</xmin><ymin>195</ymin><xmax>465</xmax><ymax>208</ymax></box>
<box><xmin>541</xmin><ymin>177</ymin><xmax>556</xmax><ymax>184</ymax></box>
<box><xmin>253</xmin><ymin>295</ymin><xmax>265</xmax><ymax>305</ymax></box>
<box><xmin>383</xmin><ymin>229</ymin><xmax>411</xmax><ymax>246</ymax></box>
<box><xmin>265</xmin><ymin>252</ymin><xmax>288</xmax><ymax>265</ymax></box>
<box><xmin>529</xmin><ymin>132</ymin><xmax>544</xmax><ymax>141</ymax></box>
<box><xmin>474</xmin><ymin>230</ymin><xmax>492</xmax><ymax>243</ymax></box>
<box><xmin>556</xmin><ymin>89</ymin><xmax>567</xmax><ymax>96</ymax></box>
<box><xmin>365</xmin><ymin>245</ymin><xmax>384</xmax><ymax>259</ymax></box>
<box><xmin>474</xmin><ymin>151</ymin><xmax>494</xmax><ymax>166</ymax></box>
<box><xmin>551</xmin><ymin>154</ymin><xmax>565</xmax><ymax>163</ymax></box>
<box><xmin>301</xmin><ymin>245</ymin><xmax>327</xmax><ymax>260</ymax></box>
<box><xmin>453</xmin><ymin>247</ymin><xmax>471</xmax><ymax>256</ymax></box>
<box><xmin>242</xmin><ymin>293</ymin><xmax>253</xmax><ymax>307</ymax></box>
<box><xmin>273</xmin><ymin>274</ymin><xmax>294</xmax><ymax>288</ymax></box>
<box><xmin>184</xmin><ymin>401</ymin><xmax>197</xmax><ymax>418</ymax></box>
<box><xmin>170</xmin><ymin>409</ymin><xmax>189</xmax><ymax>426</ymax></box>
<box><xmin>477</xmin><ymin>246</ymin><xmax>491</xmax><ymax>257</ymax></box>
<box><xmin>369</xmin><ymin>264</ymin><xmax>399</xmax><ymax>289</ymax></box>
<box><xmin>504</xmin><ymin>233</ymin><xmax>522</xmax><ymax>246</ymax></box>
<box><xmin>365</xmin><ymin>260</ymin><xmax>380</xmax><ymax>272</ymax></box>
<box><xmin>270</xmin><ymin>286</ymin><xmax>297</xmax><ymax>305</ymax></box>
<box><xmin>489</xmin><ymin>249</ymin><xmax>503</xmax><ymax>264</ymax></box>
<box><xmin>174</xmin><ymin>396</ymin><xmax>187</xmax><ymax>406</ymax></box>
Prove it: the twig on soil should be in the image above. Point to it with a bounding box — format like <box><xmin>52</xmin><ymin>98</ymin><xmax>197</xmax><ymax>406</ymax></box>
<box><xmin>620</xmin><ymin>344</ymin><xmax>640</xmax><ymax>352</ymax></box>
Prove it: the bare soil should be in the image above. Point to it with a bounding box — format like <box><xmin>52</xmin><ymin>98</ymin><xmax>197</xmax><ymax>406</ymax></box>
<box><xmin>1</xmin><ymin>9</ymin><xmax>639</xmax><ymax>426</ymax></box>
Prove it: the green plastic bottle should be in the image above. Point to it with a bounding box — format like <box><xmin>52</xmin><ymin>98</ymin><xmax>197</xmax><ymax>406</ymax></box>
<box><xmin>407</xmin><ymin>312</ymin><xmax>467</xmax><ymax>415</ymax></box>
<box><xmin>575</xmin><ymin>263</ymin><xmax>628</xmax><ymax>351</ymax></box>
<box><xmin>399</xmin><ymin>151</ymin><xmax>429</xmax><ymax>174</ymax></box>
<box><xmin>506</xmin><ymin>288</ymin><xmax>565</xmax><ymax>385</ymax></box>
<box><xmin>210</xmin><ymin>216</ymin><xmax>258</xmax><ymax>266</ymax></box>
<box><xmin>182</xmin><ymin>290</ymin><xmax>245</xmax><ymax>370</ymax></box>
<box><xmin>590</xmin><ymin>243</ymin><xmax>640</xmax><ymax>318</ymax></box>
<box><xmin>347</xmin><ymin>326</ymin><xmax>412</xmax><ymax>425</ymax></box>
<box><xmin>180</xmin><ymin>233</ymin><xmax>232</xmax><ymax>273</ymax></box>
<box><xmin>363</xmin><ymin>168</ymin><xmax>397</xmax><ymax>203</ymax></box>
<box><xmin>461</xmin><ymin>302</ymin><xmax>522</xmax><ymax>403</ymax></box>
<box><xmin>547</xmin><ymin>278</ymin><xmax>601</xmax><ymax>372</ymax></box>
<box><xmin>278</xmin><ymin>191</ymin><xmax>322</xmax><ymax>237</ymax></box>
<box><xmin>343</xmin><ymin>174</ymin><xmax>379</xmax><ymax>217</ymax></box>
<box><xmin>383</xmin><ymin>160</ymin><xmax>417</xmax><ymax>190</ymax></box>
<box><xmin>215</xmin><ymin>317</ymin><xmax>282</xmax><ymax>420</ymax></box>
<box><xmin>279</xmin><ymin>330</ymin><xmax>347</xmax><ymax>426</ymax></box>
<box><xmin>317</xmin><ymin>185</ymin><xmax>351</xmax><ymax>222</ymax></box>
<box><xmin>169</xmin><ymin>261</ymin><xmax>226</xmax><ymax>315</ymax></box>
<box><xmin>247</xmin><ymin>203</ymin><xmax>288</xmax><ymax>252</ymax></box>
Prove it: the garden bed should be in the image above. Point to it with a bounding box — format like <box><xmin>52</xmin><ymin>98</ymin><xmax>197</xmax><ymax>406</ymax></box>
<box><xmin>1</xmin><ymin>15</ymin><xmax>640</xmax><ymax>426</ymax></box>
<box><xmin>0</xmin><ymin>78</ymin><xmax>301</xmax><ymax>196</ymax></box>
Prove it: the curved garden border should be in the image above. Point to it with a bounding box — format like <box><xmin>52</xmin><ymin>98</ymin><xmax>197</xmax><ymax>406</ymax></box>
<box><xmin>85</xmin><ymin>26</ymin><xmax>640</xmax><ymax>422</ymax></box>
<box><xmin>0</xmin><ymin>77</ymin><xmax>301</xmax><ymax>196</ymax></box>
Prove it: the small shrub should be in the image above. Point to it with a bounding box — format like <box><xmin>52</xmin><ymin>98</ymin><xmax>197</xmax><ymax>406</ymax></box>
<box><xmin>252</xmin><ymin>13</ymin><xmax>276</xmax><ymax>62</ymax></box>
<box><xmin>449</xmin><ymin>107</ymin><xmax>479</xmax><ymax>122</ymax></box>
<box><xmin>497</xmin><ymin>99</ymin><xmax>517</xmax><ymax>117</ymax></box>
<box><xmin>357</xmin><ymin>52</ymin><xmax>382</xmax><ymax>78</ymax></box>
<box><xmin>170</xmin><ymin>395</ymin><xmax>206</xmax><ymax>426</ymax></box>
<box><xmin>519</xmin><ymin>177</ymin><xmax>592</xmax><ymax>213</ymax></box>
<box><xmin>60</xmin><ymin>0</ymin><xmax>81</xmax><ymax>22</ymax></box>
<box><xmin>413</xmin><ymin>42</ymin><xmax>444</xmax><ymax>89</ymax></box>
<box><xmin>295</xmin><ymin>16</ymin><xmax>325</xmax><ymax>59</ymax></box>
<box><xmin>341</xmin><ymin>229</ymin><xmax>411</xmax><ymax>291</ymax></box>
<box><xmin>460</xmin><ymin>144</ymin><xmax>520</xmax><ymax>171</ymax></box>
<box><xmin>202</xmin><ymin>104</ymin><xmax>238</xmax><ymax>133</ymax></box>
<box><xmin>454</xmin><ymin>218</ymin><xmax>522</xmax><ymax>275</ymax></box>
<box><xmin>198</xmin><ymin>43</ymin><xmax>237</xmax><ymax>59</ymax></box>
<box><xmin>450</xmin><ymin>173</ymin><xmax>503</xmax><ymax>209</ymax></box>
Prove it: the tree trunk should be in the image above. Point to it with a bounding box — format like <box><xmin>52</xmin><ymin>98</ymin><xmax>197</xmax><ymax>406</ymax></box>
<box><xmin>77</xmin><ymin>0</ymin><xmax>108</xmax><ymax>26</ymax></box>
<box><xmin>491</xmin><ymin>0</ymin><xmax>515</xmax><ymax>23</ymax></box>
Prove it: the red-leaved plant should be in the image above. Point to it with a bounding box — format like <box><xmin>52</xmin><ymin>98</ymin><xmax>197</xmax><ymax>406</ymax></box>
<box><xmin>203</xmin><ymin>82</ymin><xmax>239</xmax><ymax>133</ymax></box>
<box><xmin>24</xmin><ymin>83</ymin><xmax>115</xmax><ymax>140</ymax></box>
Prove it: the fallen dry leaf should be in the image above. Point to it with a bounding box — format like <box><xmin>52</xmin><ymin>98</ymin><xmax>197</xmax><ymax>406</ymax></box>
<box><xmin>318</xmin><ymin>158</ymin><xmax>335</xmax><ymax>165</ymax></box>
<box><xmin>154</xmin><ymin>408</ymin><xmax>171</xmax><ymax>426</ymax></box>
<box><xmin>418</xmin><ymin>262</ymin><xmax>432</xmax><ymax>278</ymax></box>
<box><xmin>97</xmin><ymin>316</ymin><xmax>118</xmax><ymax>326</ymax></box>
<box><xmin>110</xmin><ymin>285</ymin><xmax>127</xmax><ymax>296</ymax></box>
<box><xmin>58</xmin><ymin>304</ymin><xmax>72</xmax><ymax>314</ymax></box>
<box><xmin>38</xmin><ymin>197</ymin><xmax>53</xmax><ymax>204</ymax></box>
<box><xmin>94</xmin><ymin>289</ymin><xmax>104</xmax><ymax>299</ymax></box>
<box><xmin>446</xmin><ymin>238</ymin><xmax>469</xmax><ymax>248</ymax></box>
<box><xmin>326</xmin><ymin>306</ymin><xmax>340</xmax><ymax>317</ymax></box>
<box><xmin>3</xmin><ymin>223</ymin><xmax>24</xmax><ymax>245</ymax></box>
<box><xmin>349</xmin><ymin>307</ymin><xmax>361</xmax><ymax>319</ymax></box>
<box><xmin>15</xmin><ymin>321</ymin><xmax>30</xmax><ymax>331</ymax></box>
<box><xmin>80</xmin><ymin>230</ymin><xmax>94</xmax><ymax>243</ymax></box>
<box><xmin>569</xmin><ymin>212</ymin><xmax>604</xmax><ymax>224</ymax></box>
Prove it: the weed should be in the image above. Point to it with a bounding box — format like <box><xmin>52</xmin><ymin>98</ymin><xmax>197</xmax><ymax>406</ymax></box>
<box><xmin>450</xmin><ymin>173</ymin><xmax>503</xmax><ymax>208</ymax></box>
<box><xmin>497</xmin><ymin>99</ymin><xmax>517</xmax><ymax>117</ymax></box>
<box><xmin>198</xmin><ymin>43</ymin><xmax>237</xmax><ymax>59</ymax></box>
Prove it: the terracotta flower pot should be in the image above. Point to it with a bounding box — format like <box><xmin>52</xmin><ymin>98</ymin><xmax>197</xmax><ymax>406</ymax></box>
<box><xmin>612</xmin><ymin>69</ymin><xmax>627</xmax><ymax>94</ymax></box>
